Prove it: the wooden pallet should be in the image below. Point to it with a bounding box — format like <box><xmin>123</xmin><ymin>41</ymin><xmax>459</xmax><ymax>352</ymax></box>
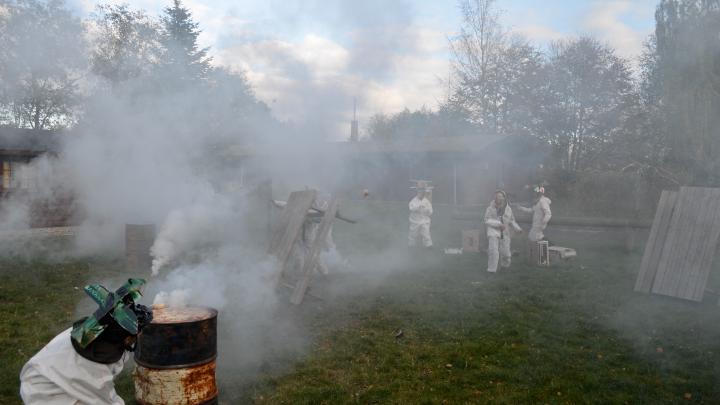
<box><xmin>290</xmin><ymin>197</ymin><xmax>339</xmax><ymax>305</ymax></box>
<box><xmin>635</xmin><ymin>187</ymin><xmax>720</xmax><ymax>301</ymax></box>
<box><xmin>651</xmin><ymin>187</ymin><xmax>720</xmax><ymax>301</ymax></box>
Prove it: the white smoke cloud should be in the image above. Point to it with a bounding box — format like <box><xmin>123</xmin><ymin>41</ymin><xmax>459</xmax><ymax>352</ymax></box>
<box><xmin>150</xmin><ymin>196</ymin><xmax>241</xmax><ymax>275</ymax></box>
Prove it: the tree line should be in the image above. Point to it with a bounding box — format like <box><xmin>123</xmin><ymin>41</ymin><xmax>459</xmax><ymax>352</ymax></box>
<box><xmin>369</xmin><ymin>0</ymin><xmax>720</xmax><ymax>187</ymax></box>
<box><xmin>1</xmin><ymin>0</ymin><xmax>718</xmax><ymax>187</ymax></box>
<box><xmin>0</xmin><ymin>0</ymin><xmax>273</xmax><ymax>139</ymax></box>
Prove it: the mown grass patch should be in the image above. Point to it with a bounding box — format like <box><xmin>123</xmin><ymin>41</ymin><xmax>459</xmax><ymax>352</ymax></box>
<box><xmin>253</xmin><ymin>244</ymin><xmax>720</xmax><ymax>404</ymax></box>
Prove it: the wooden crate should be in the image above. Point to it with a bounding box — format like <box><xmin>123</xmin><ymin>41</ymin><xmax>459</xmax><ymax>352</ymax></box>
<box><xmin>462</xmin><ymin>230</ymin><xmax>481</xmax><ymax>253</ymax></box>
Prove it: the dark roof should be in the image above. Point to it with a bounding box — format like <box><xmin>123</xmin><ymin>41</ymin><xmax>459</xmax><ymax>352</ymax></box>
<box><xmin>0</xmin><ymin>127</ymin><xmax>61</xmax><ymax>154</ymax></box>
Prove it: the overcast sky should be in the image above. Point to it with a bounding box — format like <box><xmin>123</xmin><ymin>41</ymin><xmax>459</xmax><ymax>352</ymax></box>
<box><xmin>68</xmin><ymin>0</ymin><xmax>657</xmax><ymax>138</ymax></box>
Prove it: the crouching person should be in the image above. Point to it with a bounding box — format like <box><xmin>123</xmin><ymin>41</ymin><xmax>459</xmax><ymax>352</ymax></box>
<box><xmin>20</xmin><ymin>278</ymin><xmax>152</xmax><ymax>405</ymax></box>
<box><xmin>484</xmin><ymin>190</ymin><xmax>522</xmax><ymax>273</ymax></box>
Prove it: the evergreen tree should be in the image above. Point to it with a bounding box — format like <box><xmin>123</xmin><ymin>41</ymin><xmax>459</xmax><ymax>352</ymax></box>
<box><xmin>158</xmin><ymin>0</ymin><xmax>211</xmax><ymax>84</ymax></box>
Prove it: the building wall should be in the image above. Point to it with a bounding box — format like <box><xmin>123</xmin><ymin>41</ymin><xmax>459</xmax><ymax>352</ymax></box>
<box><xmin>0</xmin><ymin>155</ymin><xmax>36</xmax><ymax>194</ymax></box>
<box><xmin>233</xmin><ymin>149</ymin><xmax>535</xmax><ymax>207</ymax></box>
<box><xmin>341</xmin><ymin>152</ymin><xmax>530</xmax><ymax>206</ymax></box>
<box><xmin>0</xmin><ymin>153</ymin><xmax>76</xmax><ymax>228</ymax></box>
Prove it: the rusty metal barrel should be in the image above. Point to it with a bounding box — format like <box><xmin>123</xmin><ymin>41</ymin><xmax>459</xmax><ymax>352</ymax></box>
<box><xmin>126</xmin><ymin>224</ymin><xmax>156</xmax><ymax>273</ymax></box>
<box><xmin>134</xmin><ymin>306</ymin><xmax>219</xmax><ymax>405</ymax></box>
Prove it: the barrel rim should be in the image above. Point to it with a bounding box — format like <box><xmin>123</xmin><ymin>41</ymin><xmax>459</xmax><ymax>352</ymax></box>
<box><xmin>148</xmin><ymin>306</ymin><xmax>218</xmax><ymax>325</ymax></box>
<box><xmin>135</xmin><ymin>355</ymin><xmax>217</xmax><ymax>369</ymax></box>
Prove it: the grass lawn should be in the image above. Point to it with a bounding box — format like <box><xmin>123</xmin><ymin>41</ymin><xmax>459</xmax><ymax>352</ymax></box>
<box><xmin>0</xmin><ymin>255</ymin><xmax>132</xmax><ymax>404</ymax></box>
<box><xmin>2</xmin><ymin>211</ymin><xmax>720</xmax><ymax>404</ymax></box>
<box><xmin>247</xmin><ymin>244</ymin><xmax>720</xmax><ymax>405</ymax></box>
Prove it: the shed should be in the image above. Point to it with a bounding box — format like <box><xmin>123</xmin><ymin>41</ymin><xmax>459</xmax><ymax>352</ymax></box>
<box><xmin>222</xmin><ymin>134</ymin><xmax>548</xmax><ymax>206</ymax></box>
<box><xmin>0</xmin><ymin>127</ymin><xmax>60</xmax><ymax>193</ymax></box>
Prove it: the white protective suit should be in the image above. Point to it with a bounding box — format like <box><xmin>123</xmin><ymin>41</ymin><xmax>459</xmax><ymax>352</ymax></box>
<box><xmin>408</xmin><ymin>195</ymin><xmax>433</xmax><ymax>247</ymax></box>
<box><xmin>19</xmin><ymin>328</ymin><xmax>128</xmax><ymax>405</ymax></box>
<box><xmin>484</xmin><ymin>200</ymin><xmax>522</xmax><ymax>272</ymax></box>
<box><xmin>516</xmin><ymin>196</ymin><xmax>552</xmax><ymax>242</ymax></box>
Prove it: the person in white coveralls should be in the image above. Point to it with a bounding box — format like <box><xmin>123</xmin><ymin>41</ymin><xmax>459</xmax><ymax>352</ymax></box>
<box><xmin>484</xmin><ymin>190</ymin><xmax>522</xmax><ymax>272</ymax></box>
<box><xmin>514</xmin><ymin>185</ymin><xmax>552</xmax><ymax>242</ymax></box>
<box><xmin>408</xmin><ymin>181</ymin><xmax>433</xmax><ymax>248</ymax></box>
<box><xmin>19</xmin><ymin>279</ymin><xmax>152</xmax><ymax>405</ymax></box>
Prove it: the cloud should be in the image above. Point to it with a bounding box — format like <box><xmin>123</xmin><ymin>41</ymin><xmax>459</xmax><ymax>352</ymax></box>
<box><xmin>512</xmin><ymin>24</ymin><xmax>567</xmax><ymax>44</ymax></box>
<box><xmin>217</xmin><ymin>23</ymin><xmax>450</xmax><ymax>138</ymax></box>
<box><xmin>583</xmin><ymin>0</ymin><xmax>654</xmax><ymax>60</ymax></box>
<box><xmin>68</xmin><ymin>0</ymin><xmax>450</xmax><ymax>138</ymax></box>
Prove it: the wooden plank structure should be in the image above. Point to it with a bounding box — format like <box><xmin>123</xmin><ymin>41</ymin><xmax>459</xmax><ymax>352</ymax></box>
<box><xmin>635</xmin><ymin>187</ymin><xmax>720</xmax><ymax>301</ymax></box>
<box><xmin>290</xmin><ymin>197</ymin><xmax>339</xmax><ymax>305</ymax></box>
<box><xmin>126</xmin><ymin>224</ymin><xmax>156</xmax><ymax>273</ymax></box>
<box><xmin>267</xmin><ymin>190</ymin><xmax>316</xmax><ymax>284</ymax></box>
<box><xmin>268</xmin><ymin>190</ymin><xmax>342</xmax><ymax>304</ymax></box>
<box><xmin>634</xmin><ymin>190</ymin><xmax>678</xmax><ymax>293</ymax></box>
<box><xmin>651</xmin><ymin>187</ymin><xmax>720</xmax><ymax>301</ymax></box>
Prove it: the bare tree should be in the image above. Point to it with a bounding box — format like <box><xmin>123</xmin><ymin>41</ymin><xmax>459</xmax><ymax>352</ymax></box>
<box><xmin>541</xmin><ymin>37</ymin><xmax>637</xmax><ymax>172</ymax></box>
<box><xmin>449</xmin><ymin>0</ymin><xmax>546</xmax><ymax>136</ymax></box>
<box><xmin>90</xmin><ymin>4</ymin><xmax>162</xmax><ymax>85</ymax></box>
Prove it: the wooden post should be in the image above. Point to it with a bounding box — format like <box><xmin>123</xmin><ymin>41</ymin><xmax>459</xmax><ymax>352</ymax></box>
<box><xmin>256</xmin><ymin>178</ymin><xmax>272</xmax><ymax>247</ymax></box>
<box><xmin>2</xmin><ymin>161</ymin><xmax>10</xmax><ymax>190</ymax></box>
<box><xmin>453</xmin><ymin>162</ymin><xmax>458</xmax><ymax>206</ymax></box>
<box><xmin>290</xmin><ymin>198</ymin><xmax>339</xmax><ymax>305</ymax></box>
<box><xmin>625</xmin><ymin>175</ymin><xmax>643</xmax><ymax>252</ymax></box>
<box><xmin>126</xmin><ymin>224</ymin><xmax>156</xmax><ymax>273</ymax></box>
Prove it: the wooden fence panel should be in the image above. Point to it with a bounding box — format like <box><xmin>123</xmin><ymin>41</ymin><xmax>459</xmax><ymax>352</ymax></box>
<box><xmin>652</xmin><ymin>187</ymin><xmax>720</xmax><ymax>301</ymax></box>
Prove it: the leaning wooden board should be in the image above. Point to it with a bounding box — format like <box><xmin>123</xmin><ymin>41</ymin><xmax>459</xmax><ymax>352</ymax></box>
<box><xmin>267</xmin><ymin>190</ymin><xmax>316</xmax><ymax>283</ymax></box>
<box><xmin>651</xmin><ymin>187</ymin><xmax>720</xmax><ymax>301</ymax></box>
<box><xmin>634</xmin><ymin>190</ymin><xmax>678</xmax><ymax>293</ymax></box>
<box><xmin>680</xmin><ymin>187</ymin><xmax>720</xmax><ymax>300</ymax></box>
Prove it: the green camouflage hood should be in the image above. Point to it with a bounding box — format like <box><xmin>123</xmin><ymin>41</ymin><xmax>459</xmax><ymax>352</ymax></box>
<box><xmin>71</xmin><ymin>278</ymin><xmax>146</xmax><ymax>348</ymax></box>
